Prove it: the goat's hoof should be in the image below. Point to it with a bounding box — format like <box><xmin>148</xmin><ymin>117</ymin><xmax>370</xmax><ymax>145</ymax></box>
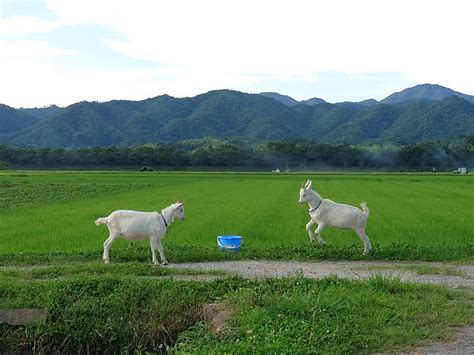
<box><xmin>104</xmin><ymin>260</ymin><xmax>110</xmax><ymax>264</ymax></box>
<box><xmin>161</xmin><ymin>261</ymin><xmax>169</xmax><ymax>266</ymax></box>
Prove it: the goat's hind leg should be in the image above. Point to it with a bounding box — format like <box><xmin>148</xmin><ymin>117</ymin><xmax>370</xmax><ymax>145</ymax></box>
<box><xmin>355</xmin><ymin>227</ymin><xmax>372</xmax><ymax>255</ymax></box>
<box><xmin>103</xmin><ymin>231</ymin><xmax>118</xmax><ymax>264</ymax></box>
<box><xmin>150</xmin><ymin>238</ymin><xmax>159</xmax><ymax>266</ymax></box>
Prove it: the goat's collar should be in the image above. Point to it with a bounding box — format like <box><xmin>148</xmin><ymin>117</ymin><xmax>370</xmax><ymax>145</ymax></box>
<box><xmin>159</xmin><ymin>212</ymin><xmax>169</xmax><ymax>230</ymax></box>
<box><xmin>309</xmin><ymin>199</ymin><xmax>322</xmax><ymax>213</ymax></box>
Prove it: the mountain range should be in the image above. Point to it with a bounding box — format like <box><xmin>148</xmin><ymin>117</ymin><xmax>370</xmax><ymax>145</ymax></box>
<box><xmin>1</xmin><ymin>84</ymin><xmax>473</xmax><ymax>148</ymax></box>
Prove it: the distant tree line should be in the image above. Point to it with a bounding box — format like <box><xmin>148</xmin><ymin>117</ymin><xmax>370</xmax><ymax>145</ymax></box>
<box><xmin>0</xmin><ymin>137</ymin><xmax>473</xmax><ymax>171</ymax></box>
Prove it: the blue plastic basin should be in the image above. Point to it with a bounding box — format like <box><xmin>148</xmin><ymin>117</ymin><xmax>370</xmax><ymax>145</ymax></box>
<box><xmin>217</xmin><ymin>235</ymin><xmax>243</xmax><ymax>251</ymax></box>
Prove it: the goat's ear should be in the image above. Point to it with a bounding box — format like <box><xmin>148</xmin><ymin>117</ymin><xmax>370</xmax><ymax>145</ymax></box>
<box><xmin>305</xmin><ymin>179</ymin><xmax>313</xmax><ymax>190</ymax></box>
<box><xmin>178</xmin><ymin>201</ymin><xmax>185</xmax><ymax>206</ymax></box>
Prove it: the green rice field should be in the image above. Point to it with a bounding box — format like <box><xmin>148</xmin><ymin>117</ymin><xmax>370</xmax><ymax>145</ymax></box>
<box><xmin>1</xmin><ymin>170</ymin><xmax>473</xmax><ymax>262</ymax></box>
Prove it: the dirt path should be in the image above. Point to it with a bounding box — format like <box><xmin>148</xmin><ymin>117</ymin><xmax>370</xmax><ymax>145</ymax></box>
<box><xmin>169</xmin><ymin>260</ymin><xmax>474</xmax><ymax>289</ymax></box>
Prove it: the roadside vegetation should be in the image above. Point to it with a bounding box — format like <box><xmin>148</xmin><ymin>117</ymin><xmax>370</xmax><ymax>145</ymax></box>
<box><xmin>1</xmin><ymin>272</ymin><xmax>472</xmax><ymax>353</ymax></box>
<box><xmin>174</xmin><ymin>276</ymin><xmax>473</xmax><ymax>353</ymax></box>
<box><xmin>363</xmin><ymin>264</ymin><xmax>471</xmax><ymax>278</ymax></box>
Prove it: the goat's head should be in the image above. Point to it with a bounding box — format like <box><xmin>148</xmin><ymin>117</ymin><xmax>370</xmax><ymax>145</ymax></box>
<box><xmin>173</xmin><ymin>201</ymin><xmax>186</xmax><ymax>221</ymax></box>
<box><xmin>298</xmin><ymin>179</ymin><xmax>313</xmax><ymax>204</ymax></box>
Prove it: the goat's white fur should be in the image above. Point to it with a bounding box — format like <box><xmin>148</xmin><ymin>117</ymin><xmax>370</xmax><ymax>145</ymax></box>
<box><xmin>299</xmin><ymin>179</ymin><xmax>372</xmax><ymax>255</ymax></box>
<box><xmin>95</xmin><ymin>201</ymin><xmax>185</xmax><ymax>265</ymax></box>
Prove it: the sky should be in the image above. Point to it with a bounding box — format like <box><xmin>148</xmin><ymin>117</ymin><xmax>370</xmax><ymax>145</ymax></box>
<box><xmin>1</xmin><ymin>0</ymin><xmax>473</xmax><ymax>108</ymax></box>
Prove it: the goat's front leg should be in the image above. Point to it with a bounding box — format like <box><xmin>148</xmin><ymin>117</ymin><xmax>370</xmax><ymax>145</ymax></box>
<box><xmin>305</xmin><ymin>220</ymin><xmax>316</xmax><ymax>243</ymax></box>
<box><xmin>157</xmin><ymin>238</ymin><xmax>168</xmax><ymax>265</ymax></box>
<box><xmin>314</xmin><ymin>223</ymin><xmax>327</xmax><ymax>246</ymax></box>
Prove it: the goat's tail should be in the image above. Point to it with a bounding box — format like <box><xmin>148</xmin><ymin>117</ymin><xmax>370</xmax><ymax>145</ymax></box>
<box><xmin>360</xmin><ymin>202</ymin><xmax>369</xmax><ymax>216</ymax></box>
<box><xmin>95</xmin><ymin>217</ymin><xmax>108</xmax><ymax>226</ymax></box>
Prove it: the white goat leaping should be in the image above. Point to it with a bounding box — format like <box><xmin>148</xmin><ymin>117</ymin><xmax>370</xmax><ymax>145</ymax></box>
<box><xmin>299</xmin><ymin>179</ymin><xmax>372</xmax><ymax>255</ymax></box>
<box><xmin>95</xmin><ymin>201</ymin><xmax>185</xmax><ymax>265</ymax></box>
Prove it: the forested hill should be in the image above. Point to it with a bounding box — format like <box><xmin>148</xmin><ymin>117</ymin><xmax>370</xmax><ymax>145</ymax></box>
<box><xmin>381</xmin><ymin>84</ymin><xmax>474</xmax><ymax>104</ymax></box>
<box><xmin>1</xmin><ymin>86</ymin><xmax>474</xmax><ymax>148</ymax></box>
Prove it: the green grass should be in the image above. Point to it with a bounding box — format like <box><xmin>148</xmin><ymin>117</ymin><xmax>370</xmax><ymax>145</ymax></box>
<box><xmin>0</xmin><ymin>179</ymin><xmax>149</xmax><ymax>209</ymax></box>
<box><xmin>1</xmin><ymin>274</ymin><xmax>472</xmax><ymax>353</ymax></box>
<box><xmin>174</xmin><ymin>276</ymin><xmax>473</xmax><ymax>353</ymax></box>
<box><xmin>1</xmin><ymin>171</ymin><xmax>473</xmax><ymax>262</ymax></box>
<box><xmin>363</xmin><ymin>264</ymin><xmax>470</xmax><ymax>278</ymax></box>
<box><xmin>0</xmin><ymin>261</ymin><xmax>227</xmax><ymax>281</ymax></box>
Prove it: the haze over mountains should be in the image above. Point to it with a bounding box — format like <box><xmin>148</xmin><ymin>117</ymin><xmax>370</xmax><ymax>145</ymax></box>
<box><xmin>1</xmin><ymin>84</ymin><xmax>473</xmax><ymax>148</ymax></box>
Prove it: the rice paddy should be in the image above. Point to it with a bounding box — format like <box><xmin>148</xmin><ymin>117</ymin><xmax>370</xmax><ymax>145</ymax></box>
<box><xmin>0</xmin><ymin>170</ymin><xmax>472</xmax><ymax>262</ymax></box>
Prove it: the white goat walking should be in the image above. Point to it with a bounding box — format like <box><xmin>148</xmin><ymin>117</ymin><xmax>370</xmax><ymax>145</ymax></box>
<box><xmin>299</xmin><ymin>179</ymin><xmax>372</xmax><ymax>255</ymax></box>
<box><xmin>95</xmin><ymin>201</ymin><xmax>185</xmax><ymax>265</ymax></box>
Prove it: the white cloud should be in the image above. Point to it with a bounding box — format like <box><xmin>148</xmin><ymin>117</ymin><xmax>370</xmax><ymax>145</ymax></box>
<box><xmin>303</xmin><ymin>75</ymin><xmax>320</xmax><ymax>82</ymax></box>
<box><xmin>0</xmin><ymin>60</ymin><xmax>266</xmax><ymax>107</ymax></box>
<box><xmin>0</xmin><ymin>16</ymin><xmax>60</xmax><ymax>35</ymax></box>
<box><xmin>1</xmin><ymin>0</ymin><xmax>473</xmax><ymax>106</ymax></box>
<box><xmin>0</xmin><ymin>39</ymin><xmax>78</xmax><ymax>58</ymax></box>
<box><xmin>44</xmin><ymin>0</ymin><xmax>474</xmax><ymax>72</ymax></box>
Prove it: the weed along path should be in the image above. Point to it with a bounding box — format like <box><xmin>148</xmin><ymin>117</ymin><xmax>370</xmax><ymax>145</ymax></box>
<box><xmin>169</xmin><ymin>260</ymin><xmax>474</xmax><ymax>289</ymax></box>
